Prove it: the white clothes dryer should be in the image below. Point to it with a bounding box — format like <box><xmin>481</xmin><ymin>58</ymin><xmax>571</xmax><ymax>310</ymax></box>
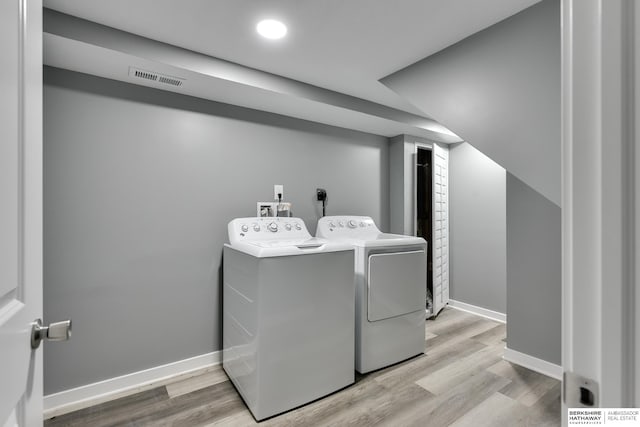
<box><xmin>223</xmin><ymin>217</ymin><xmax>354</xmax><ymax>421</ymax></box>
<box><xmin>316</xmin><ymin>216</ymin><xmax>427</xmax><ymax>373</ymax></box>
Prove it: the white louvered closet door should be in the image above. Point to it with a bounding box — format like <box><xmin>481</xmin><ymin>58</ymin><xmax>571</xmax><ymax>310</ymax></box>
<box><xmin>432</xmin><ymin>143</ymin><xmax>450</xmax><ymax>315</ymax></box>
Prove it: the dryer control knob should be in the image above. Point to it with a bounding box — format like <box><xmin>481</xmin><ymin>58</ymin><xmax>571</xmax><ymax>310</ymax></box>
<box><xmin>338</xmin><ymin>221</ymin><xmax>345</xmax><ymax>227</ymax></box>
<box><xmin>285</xmin><ymin>223</ymin><xmax>292</xmax><ymax>231</ymax></box>
<box><xmin>295</xmin><ymin>223</ymin><xmax>302</xmax><ymax>230</ymax></box>
<box><xmin>241</xmin><ymin>224</ymin><xmax>249</xmax><ymax>232</ymax></box>
<box><xmin>348</xmin><ymin>220</ymin><xmax>357</xmax><ymax>228</ymax></box>
<box><xmin>267</xmin><ymin>222</ymin><xmax>278</xmax><ymax>232</ymax></box>
<box><xmin>359</xmin><ymin>222</ymin><xmax>365</xmax><ymax>227</ymax></box>
<box><xmin>329</xmin><ymin>221</ymin><xmax>336</xmax><ymax>228</ymax></box>
<box><xmin>253</xmin><ymin>223</ymin><xmax>260</xmax><ymax>232</ymax></box>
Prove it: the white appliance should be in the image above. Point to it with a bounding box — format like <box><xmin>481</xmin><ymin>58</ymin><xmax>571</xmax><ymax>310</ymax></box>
<box><xmin>223</xmin><ymin>217</ymin><xmax>355</xmax><ymax>421</ymax></box>
<box><xmin>316</xmin><ymin>216</ymin><xmax>427</xmax><ymax>373</ymax></box>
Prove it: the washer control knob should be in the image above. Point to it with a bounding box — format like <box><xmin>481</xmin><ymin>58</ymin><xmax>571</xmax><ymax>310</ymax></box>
<box><xmin>253</xmin><ymin>223</ymin><xmax>260</xmax><ymax>232</ymax></box>
<box><xmin>241</xmin><ymin>224</ymin><xmax>249</xmax><ymax>233</ymax></box>
<box><xmin>295</xmin><ymin>223</ymin><xmax>302</xmax><ymax>230</ymax></box>
<box><xmin>348</xmin><ymin>220</ymin><xmax>357</xmax><ymax>228</ymax></box>
<box><xmin>329</xmin><ymin>221</ymin><xmax>336</xmax><ymax>228</ymax></box>
<box><xmin>267</xmin><ymin>222</ymin><xmax>278</xmax><ymax>232</ymax></box>
<box><xmin>285</xmin><ymin>223</ymin><xmax>292</xmax><ymax>231</ymax></box>
<box><xmin>338</xmin><ymin>221</ymin><xmax>345</xmax><ymax>227</ymax></box>
<box><xmin>359</xmin><ymin>222</ymin><xmax>365</xmax><ymax>227</ymax></box>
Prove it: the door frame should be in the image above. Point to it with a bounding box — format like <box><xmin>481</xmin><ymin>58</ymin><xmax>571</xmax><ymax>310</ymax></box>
<box><xmin>413</xmin><ymin>141</ymin><xmax>433</xmax><ymax>237</ymax></box>
<box><xmin>414</xmin><ymin>143</ymin><xmax>433</xmax><ymax>315</ymax></box>
<box><xmin>561</xmin><ymin>0</ymin><xmax>638</xmax><ymax>416</ymax></box>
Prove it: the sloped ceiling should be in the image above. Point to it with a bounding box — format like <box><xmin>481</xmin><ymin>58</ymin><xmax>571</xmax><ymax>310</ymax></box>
<box><xmin>382</xmin><ymin>0</ymin><xmax>560</xmax><ymax>205</ymax></box>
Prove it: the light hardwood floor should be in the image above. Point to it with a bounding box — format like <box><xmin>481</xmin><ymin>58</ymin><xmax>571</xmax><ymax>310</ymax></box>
<box><xmin>45</xmin><ymin>308</ymin><xmax>561</xmax><ymax>426</ymax></box>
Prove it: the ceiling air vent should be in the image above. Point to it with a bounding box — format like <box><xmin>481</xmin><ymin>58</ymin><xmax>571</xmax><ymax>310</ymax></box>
<box><xmin>158</xmin><ymin>76</ymin><xmax>183</xmax><ymax>86</ymax></box>
<box><xmin>128</xmin><ymin>67</ymin><xmax>185</xmax><ymax>87</ymax></box>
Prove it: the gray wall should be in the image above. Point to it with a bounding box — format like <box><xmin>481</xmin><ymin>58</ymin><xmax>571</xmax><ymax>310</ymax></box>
<box><xmin>382</xmin><ymin>0</ymin><xmax>561</xmax><ymax>206</ymax></box>
<box><xmin>380</xmin><ymin>0</ymin><xmax>562</xmax><ymax>364</ymax></box>
<box><xmin>449</xmin><ymin>143</ymin><xmax>506</xmax><ymax>314</ymax></box>
<box><xmin>389</xmin><ymin>135</ymin><xmax>411</xmax><ymax>235</ymax></box>
<box><xmin>506</xmin><ymin>174</ymin><xmax>561</xmax><ymax>364</ymax></box>
<box><xmin>43</xmin><ymin>67</ymin><xmax>389</xmax><ymax>394</ymax></box>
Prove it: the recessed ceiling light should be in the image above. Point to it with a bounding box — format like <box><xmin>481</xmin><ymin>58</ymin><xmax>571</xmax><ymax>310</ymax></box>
<box><xmin>256</xmin><ymin>19</ymin><xmax>287</xmax><ymax>40</ymax></box>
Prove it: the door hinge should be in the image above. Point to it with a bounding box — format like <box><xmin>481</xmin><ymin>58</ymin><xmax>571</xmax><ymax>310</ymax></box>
<box><xmin>564</xmin><ymin>371</ymin><xmax>599</xmax><ymax>407</ymax></box>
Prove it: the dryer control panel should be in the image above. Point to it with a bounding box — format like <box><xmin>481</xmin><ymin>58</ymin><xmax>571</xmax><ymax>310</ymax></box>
<box><xmin>316</xmin><ymin>216</ymin><xmax>379</xmax><ymax>238</ymax></box>
<box><xmin>228</xmin><ymin>217</ymin><xmax>311</xmax><ymax>245</ymax></box>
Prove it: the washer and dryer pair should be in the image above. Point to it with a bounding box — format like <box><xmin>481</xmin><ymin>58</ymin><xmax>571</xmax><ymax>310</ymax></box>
<box><xmin>223</xmin><ymin>216</ymin><xmax>426</xmax><ymax>421</ymax></box>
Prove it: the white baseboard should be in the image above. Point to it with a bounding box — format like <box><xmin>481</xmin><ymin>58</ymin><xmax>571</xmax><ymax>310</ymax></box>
<box><xmin>503</xmin><ymin>347</ymin><xmax>562</xmax><ymax>380</ymax></box>
<box><xmin>44</xmin><ymin>351</ymin><xmax>221</xmax><ymax>419</ymax></box>
<box><xmin>448</xmin><ymin>299</ymin><xmax>506</xmax><ymax>323</ymax></box>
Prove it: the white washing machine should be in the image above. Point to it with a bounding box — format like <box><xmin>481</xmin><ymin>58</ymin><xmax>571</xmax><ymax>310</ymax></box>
<box><xmin>223</xmin><ymin>217</ymin><xmax>355</xmax><ymax>421</ymax></box>
<box><xmin>316</xmin><ymin>216</ymin><xmax>427</xmax><ymax>373</ymax></box>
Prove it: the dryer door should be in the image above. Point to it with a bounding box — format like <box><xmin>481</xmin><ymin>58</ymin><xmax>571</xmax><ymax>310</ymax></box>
<box><xmin>367</xmin><ymin>250</ymin><xmax>426</xmax><ymax>322</ymax></box>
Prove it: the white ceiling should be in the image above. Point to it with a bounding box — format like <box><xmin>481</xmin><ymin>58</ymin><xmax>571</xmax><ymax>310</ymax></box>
<box><xmin>43</xmin><ymin>0</ymin><xmax>541</xmax><ymax>116</ymax></box>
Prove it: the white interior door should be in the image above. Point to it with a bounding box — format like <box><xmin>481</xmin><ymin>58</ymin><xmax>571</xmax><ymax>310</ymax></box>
<box><xmin>432</xmin><ymin>143</ymin><xmax>449</xmax><ymax>315</ymax></box>
<box><xmin>0</xmin><ymin>0</ymin><xmax>43</xmax><ymax>425</ymax></box>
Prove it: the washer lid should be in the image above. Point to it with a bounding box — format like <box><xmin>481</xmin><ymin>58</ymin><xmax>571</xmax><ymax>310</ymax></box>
<box><xmin>249</xmin><ymin>238</ymin><xmax>325</xmax><ymax>249</ymax></box>
<box><xmin>224</xmin><ymin>238</ymin><xmax>352</xmax><ymax>258</ymax></box>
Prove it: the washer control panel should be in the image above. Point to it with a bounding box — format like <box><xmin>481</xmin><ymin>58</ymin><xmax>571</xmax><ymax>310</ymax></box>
<box><xmin>316</xmin><ymin>216</ymin><xmax>379</xmax><ymax>238</ymax></box>
<box><xmin>228</xmin><ymin>217</ymin><xmax>310</xmax><ymax>244</ymax></box>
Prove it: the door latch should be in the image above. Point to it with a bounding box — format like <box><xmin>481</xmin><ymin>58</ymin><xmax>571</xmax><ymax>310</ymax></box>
<box><xmin>31</xmin><ymin>318</ymin><xmax>72</xmax><ymax>349</ymax></box>
<box><xmin>564</xmin><ymin>371</ymin><xmax>599</xmax><ymax>407</ymax></box>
